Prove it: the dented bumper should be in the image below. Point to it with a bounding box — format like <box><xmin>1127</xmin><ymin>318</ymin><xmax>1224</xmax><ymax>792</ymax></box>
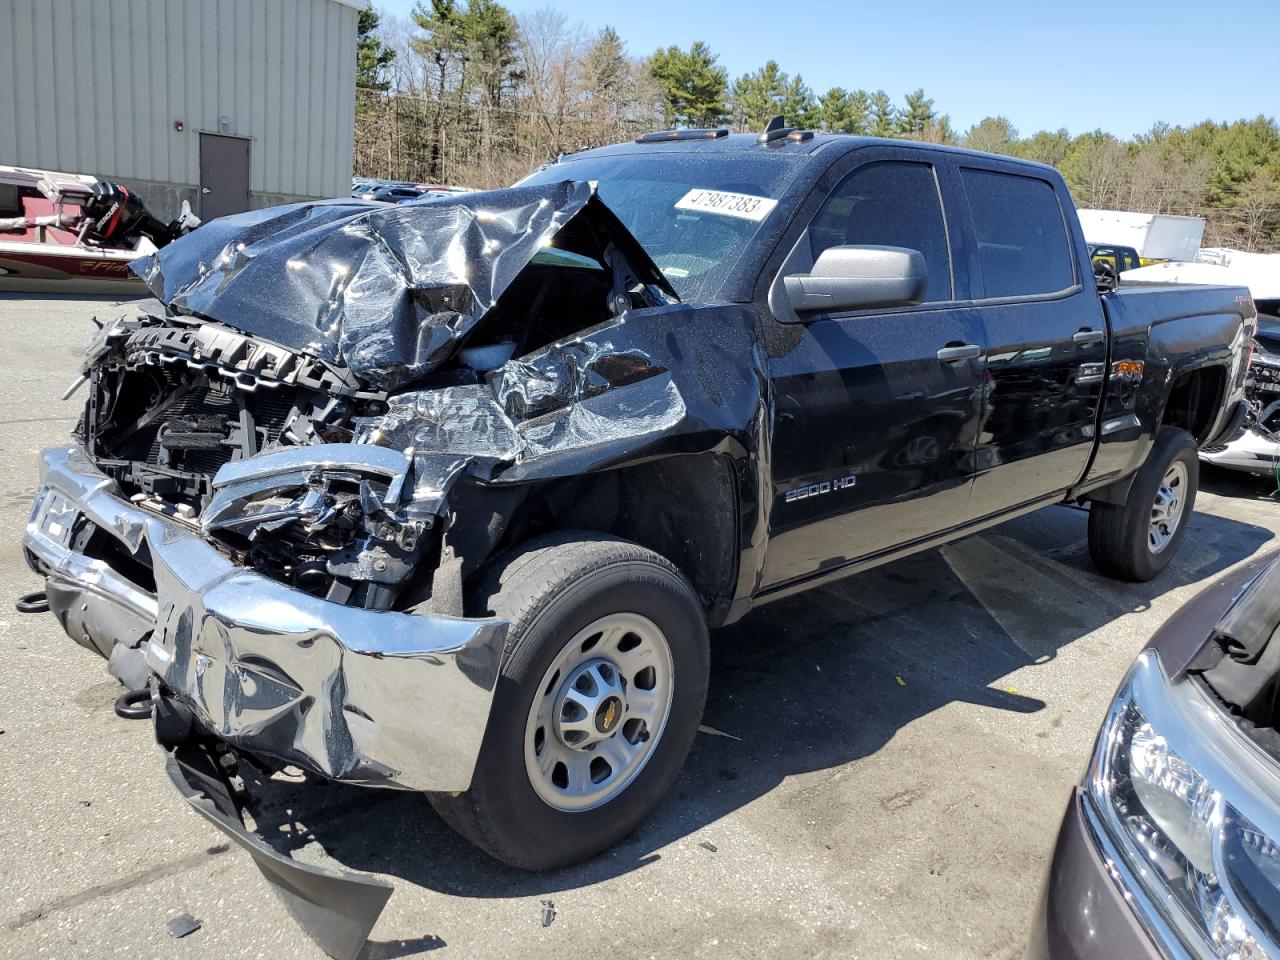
<box><xmin>24</xmin><ymin>445</ymin><xmax>508</xmax><ymax>791</ymax></box>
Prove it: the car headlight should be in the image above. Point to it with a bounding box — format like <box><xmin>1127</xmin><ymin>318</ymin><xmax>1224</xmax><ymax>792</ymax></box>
<box><xmin>1088</xmin><ymin>651</ymin><xmax>1280</xmax><ymax>960</ymax></box>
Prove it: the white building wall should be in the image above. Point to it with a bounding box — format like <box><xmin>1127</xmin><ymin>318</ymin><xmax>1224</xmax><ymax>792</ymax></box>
<box><xmin>0</xmin><ymin>0</ymin><xmax>357</xmax><ymax>211</ymax></box>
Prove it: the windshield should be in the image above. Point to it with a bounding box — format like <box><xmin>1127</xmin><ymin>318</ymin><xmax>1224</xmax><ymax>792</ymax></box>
<box><xmin>521</xmin><ymin>153</ymin><xmax>804</xmax><ymax>301</ymax></box>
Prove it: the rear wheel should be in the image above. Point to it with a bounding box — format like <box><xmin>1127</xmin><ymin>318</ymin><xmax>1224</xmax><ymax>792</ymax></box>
<box><xmin>1088</xmin><ymin>426</ymin><xmax>1198</xmax><ymax>581</ymax></box>
<box><xmin>429</xmin><ymin>532</ymin><xmax>708</xmax><ymax>870</ymax></box>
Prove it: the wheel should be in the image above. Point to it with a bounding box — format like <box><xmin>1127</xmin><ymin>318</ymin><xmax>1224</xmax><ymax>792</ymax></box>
<box><xmin>1088</xmin><ymin>426</ymin><xmax>1198</xmax><ymax>582</ymax></box>
<box><xmin>429</xmin><ymin>532</ymin><xmax>709</xmax><ymax>870</ymax></box>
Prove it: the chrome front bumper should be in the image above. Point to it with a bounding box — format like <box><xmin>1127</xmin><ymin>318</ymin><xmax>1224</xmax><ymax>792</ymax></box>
<box><xmin>23</xmin><ymin>445</ymin><xmax>508</xmax><ymax>792</ymax></box>
<box><xmin>1201</xmin><ymin>427</ymin><xmax>1280</xmax><ymax>474</ymax></box>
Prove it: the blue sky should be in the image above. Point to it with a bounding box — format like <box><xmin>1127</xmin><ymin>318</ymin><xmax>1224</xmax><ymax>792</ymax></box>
<box><xmin>377</xmin><ymin>0</ymin><xmax>1279</xmax><ymax>139</ymax></box>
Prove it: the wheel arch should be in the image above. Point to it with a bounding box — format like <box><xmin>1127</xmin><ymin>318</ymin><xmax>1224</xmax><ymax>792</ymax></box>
<box><xmin>499</xmin><ymin>452</ymin><xmax>744</xmax><ymax>627</ymax></box>
<box><xmin>1160</xmin><ymin>364</ymin><xmax>1228</xmax><ymax>446</ymax></box>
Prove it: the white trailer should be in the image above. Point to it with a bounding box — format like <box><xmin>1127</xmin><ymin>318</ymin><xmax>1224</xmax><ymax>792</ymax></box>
<box><xmin>1077</xmin><ymin>209</ymin><xmax>1205</xmax><ymax>262</ymax></box>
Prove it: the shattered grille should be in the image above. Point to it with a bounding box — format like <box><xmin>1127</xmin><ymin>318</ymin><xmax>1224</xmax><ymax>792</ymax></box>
<box><xmin>96</xmin><ymin>368</ymin><xmax>297</xmax><ymax>483</ymax></box>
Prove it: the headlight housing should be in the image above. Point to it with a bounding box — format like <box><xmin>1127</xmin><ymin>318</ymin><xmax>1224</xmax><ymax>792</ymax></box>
<box><xmin>1087</xmin><ymin>651</ymin><xmax>1280</xmax><ymax>960</ymax></box>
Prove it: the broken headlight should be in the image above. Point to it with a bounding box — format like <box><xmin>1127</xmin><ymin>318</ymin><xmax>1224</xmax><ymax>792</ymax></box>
<box><xmin>200</xmin><ymin>444</ymin><xmax>433</xmax><ymax>607</ymax></box>
<box><xmin>1088</xmin><ymin>651</ymin><xmax>1280</xmax><ymax>959</ymax></box>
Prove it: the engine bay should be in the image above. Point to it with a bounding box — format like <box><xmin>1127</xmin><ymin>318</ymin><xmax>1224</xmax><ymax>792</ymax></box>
<box><xmin>82</xmin><ymin>317</ymin><xmax>384</xmax><ymax>511</ymax></box>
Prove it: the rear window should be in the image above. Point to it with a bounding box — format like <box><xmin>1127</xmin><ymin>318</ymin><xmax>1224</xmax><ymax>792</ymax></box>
<box><xmin>960</xmin><ymin>169</ymin><xmax>1075</xmax><ymax>298</ymax></box>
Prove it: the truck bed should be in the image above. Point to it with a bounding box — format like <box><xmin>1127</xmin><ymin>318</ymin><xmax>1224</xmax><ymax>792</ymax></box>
<box><xmin>1102</xmin><ymin>280</ymin><xmax>1252</xmax><ymax>344</ymax></box>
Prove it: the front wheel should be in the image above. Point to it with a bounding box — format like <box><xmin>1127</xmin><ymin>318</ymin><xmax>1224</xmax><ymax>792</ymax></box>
<box><xmin>1088</xmin><ymin>426</ymin><xmax>1198</xmax><ymax>581</ymax></box>
<box><xmin>429</xmin><ymin>532</ymin><xmax>709</xmax><ymax>870</ymax></box>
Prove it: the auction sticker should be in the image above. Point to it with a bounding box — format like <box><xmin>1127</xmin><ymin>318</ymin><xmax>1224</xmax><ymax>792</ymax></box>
<box><xmin>674</xmin><ymin>189</ymin><xmax>777</xmax><ymax>222</ymax></box>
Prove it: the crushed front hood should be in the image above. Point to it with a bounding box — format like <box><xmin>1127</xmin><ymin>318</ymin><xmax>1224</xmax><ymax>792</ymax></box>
<box><xmin>131</xmin><ymin>181</ymin><xmax>674</xmax><ymax>390</ymax></box>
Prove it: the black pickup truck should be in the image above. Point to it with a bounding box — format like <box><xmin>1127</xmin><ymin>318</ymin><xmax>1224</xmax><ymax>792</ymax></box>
<box><xmin>22</xmin><ymin>128</ymin><xmax>1253</xmax><ymax>956</ymax></box>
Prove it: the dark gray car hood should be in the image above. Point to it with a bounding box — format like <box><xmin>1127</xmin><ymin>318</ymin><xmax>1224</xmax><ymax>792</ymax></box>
<box><xmin>131</xmin><ymin>180</ymin><xmax>674</xmax><ymax>390</ymax></box>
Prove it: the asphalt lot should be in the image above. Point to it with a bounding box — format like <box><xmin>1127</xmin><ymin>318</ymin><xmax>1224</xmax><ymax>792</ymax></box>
<box><xmin>2</xmin><ymin>293</ymin><xmax>1279</xmax><ymax>960</ymax></box>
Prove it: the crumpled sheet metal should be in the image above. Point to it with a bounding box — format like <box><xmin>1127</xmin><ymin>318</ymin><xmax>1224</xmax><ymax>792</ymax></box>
<box><xmin>131</xmin><ymin>181</ymin><xmax>603</xmax><ymax>390</ymax></box>
<box><xmin>145</xmin><ymin>538</ymin><xmax>507</xmax><ymax>790</ymax></box>
<box><xmin>30</xmin><ymin>445</ymin><xmax>507</xmax><ymax>792</ymax></box>
<box><xmin>362</xmin><ymin>305</ymin><xmax>764</xmax><ymax>511</ymax></box>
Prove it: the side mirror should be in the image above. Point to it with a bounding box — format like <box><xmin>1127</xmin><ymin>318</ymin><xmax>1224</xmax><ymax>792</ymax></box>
<box><xmin>783</xmin><ymin>245</ymin><xmax>927</xmax><ymax>315</ymax></box>
<box><xmin>1093</xmin><ymin>258</ymin><xmax>1118</xmax><ymax>292</ymax></box>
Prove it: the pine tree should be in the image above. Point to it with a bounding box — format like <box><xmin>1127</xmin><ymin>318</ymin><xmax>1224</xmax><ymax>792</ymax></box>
<box><xmin>731</xmin><ymin>61</ymin><xmax>782</xmax><ymax>130</ymax></box>
<box><xmin>584</xmin><ymin>27</ymin><xmax>628</xmax><ymax>126</ymax></box>
<box><xmin>356</xmin><ymin>3</ymin><xmax>395</xmax><ymax>92</ymax></box>
<box><xmin>648</xmin><ymin>42</ymin><xmax>729</xmax><ymax>128</ymax></box>
<box><xmin>897</xmin><ymin>88</ymin><xmax>936</xmax><ymax>138</ymax></box>
<box><xmin>818</xmin><ymin>88</ymin><xmax>850</xmax><ymax>132</ymax></box>
<box><xmin>780</xmin><ymin>74</ymin><xmax>818</xmax><ymax>130</ymax></box>
<box><xmin>869</xmin><ymin>89</ymin><xmax>896</xmax><ymax>137</ymax></box>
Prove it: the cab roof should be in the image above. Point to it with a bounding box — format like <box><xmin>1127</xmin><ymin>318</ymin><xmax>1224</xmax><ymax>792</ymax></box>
<box><xmin>556</xmin><ymin>131</ymin><xmax>1060</xmax><ymax>177</ymax></box>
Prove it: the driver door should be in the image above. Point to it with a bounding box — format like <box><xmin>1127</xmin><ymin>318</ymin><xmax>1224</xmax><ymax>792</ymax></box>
<box><xmin>760</xmin><ymin>154</ymin><xmax>988</xmax><ymax>591</ymax></box>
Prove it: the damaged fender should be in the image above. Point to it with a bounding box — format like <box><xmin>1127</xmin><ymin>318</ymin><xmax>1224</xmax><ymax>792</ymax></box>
<box><xmin>357</xmin><ymin>301</ymin><xmax>773</xmax><ymax>616</ymax></box>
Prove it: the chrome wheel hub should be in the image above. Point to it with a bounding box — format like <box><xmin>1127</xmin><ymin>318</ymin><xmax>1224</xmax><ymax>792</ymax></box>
<box><xmin>1149</xmin><ymin>461</ymin><xmax>1188</xmax><ymax>554</ymax></box>
<box><xmin>525</xmin><ymin>612</ymin><xmax>674</xmax><ymax>812</ymax></box>
<box><xmin>553</xmin><ymin>659</ymin><xmax>628</xmax><ymax>751</ymax></box>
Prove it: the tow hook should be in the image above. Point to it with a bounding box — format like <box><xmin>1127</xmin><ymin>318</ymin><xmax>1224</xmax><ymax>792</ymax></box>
<box><xmin>116</xmin><ymin>686</ymin><xmax>194</xmax><ymax>747</ymax></box>
<box><xmin>15</xmin><ymin>591</ymin><xmax>48</xmax><ymax>613</ymax></box>
<box><xmin>114</xmin><ymin>688</ymin><xmax>154</xmax><ymax>720</ymax></box>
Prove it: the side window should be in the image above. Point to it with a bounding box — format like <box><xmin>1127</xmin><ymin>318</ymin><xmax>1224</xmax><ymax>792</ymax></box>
<box><xmin>960</xmin><ymin>168</ymin><xmax>1075</xmax><ymax>298</ymax></box>
<box><xmin>809</xmin><ymin>161</ymin><xmax>953</xmax><ymax>304</ymax></box>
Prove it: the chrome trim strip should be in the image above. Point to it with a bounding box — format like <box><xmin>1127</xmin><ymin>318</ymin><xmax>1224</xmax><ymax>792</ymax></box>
<box><xmin>210</xmin><ymin>442</ymin><xmax>411</xmax><ymax>489</ymax></box>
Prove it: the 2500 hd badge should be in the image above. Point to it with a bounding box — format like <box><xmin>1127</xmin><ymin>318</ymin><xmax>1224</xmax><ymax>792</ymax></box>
<box><xmin>785</xmin><ymin>474</ymin><xmax>858</xmax><ymax>502</ymax></box>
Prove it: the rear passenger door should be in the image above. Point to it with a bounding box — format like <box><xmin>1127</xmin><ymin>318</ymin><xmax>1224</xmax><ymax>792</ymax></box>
<box><xmin>958</xmin><ymin>165</ymin><xmax>1107</xmax><ymax>515</ymax></box>
<box><xmin>761</xmin><ymin>153</ymin><xmax>988</xmax><ymax>589</ymax></box>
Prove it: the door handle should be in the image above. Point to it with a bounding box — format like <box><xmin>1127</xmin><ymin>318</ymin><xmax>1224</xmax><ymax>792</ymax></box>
<box><xmin>1073</xmin><ymin>329</ymin><xmax>1105</xmax><ymax>345</ymax></box>
<box><xmin>936</xmin><ymin>344</ymin><xmax>982</xmax><ymax>362</ymax></box>
<box><xmin>201</xmin><ymin>187</ymin><xmax>212</xmax><ymax>194</ymax></box>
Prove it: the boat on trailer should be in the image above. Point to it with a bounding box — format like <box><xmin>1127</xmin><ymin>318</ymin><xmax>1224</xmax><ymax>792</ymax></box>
<box><xmin>0</xmin><ymin>165</ymin><xmax>196</xmax><ymax>295</ymax></box>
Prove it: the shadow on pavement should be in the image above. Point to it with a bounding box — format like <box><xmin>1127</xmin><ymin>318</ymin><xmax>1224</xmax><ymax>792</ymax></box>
<box><xmin>1201</xmin><ymin>462</ymin><xmax>1280</xmax><ymax>503</ymax></box>
<box><xmin>244</xmin><ymin>502</ymin><xmax>1273</xmax><ymax>908</ymax></box>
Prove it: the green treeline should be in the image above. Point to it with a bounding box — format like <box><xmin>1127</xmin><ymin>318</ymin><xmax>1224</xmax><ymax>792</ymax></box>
<box><xmin>356</xmin><ymin>5</ymin><xmax>1280</xmax><ymax>251</ymax></box>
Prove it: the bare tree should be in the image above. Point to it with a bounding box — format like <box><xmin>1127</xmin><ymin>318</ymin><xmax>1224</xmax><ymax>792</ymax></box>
<box><xmin>1231</xmin><ymin>172</ymin><xmax>1280</xmax><ymax>252</ymax></box>
<box><xmin>516</xmin><ymin>9</ymin><xmax>584</xmax><ymax>161</ymax></box>
<box><xmin>1064</xmin><ymin>135</ymin><xmax>1131</xmax><ymax>209</ymax></box>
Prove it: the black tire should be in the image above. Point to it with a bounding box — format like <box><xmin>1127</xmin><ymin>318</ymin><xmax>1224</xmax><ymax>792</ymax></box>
<box><xmin>1088</xmin><ymin>426</ymin><xmax>1198</xmax><ymax>582</ymax></box>
<box><xmin>429</xmin><ymin>532</ymin><xmax>709</xmax><ymax>870</ymax></box>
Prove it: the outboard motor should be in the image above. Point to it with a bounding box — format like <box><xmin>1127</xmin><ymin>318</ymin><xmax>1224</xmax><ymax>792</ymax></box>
<box><xmin>81</xmin><ymin>181</ymin><xmax>199</xmax><ymax>248</ymax></box>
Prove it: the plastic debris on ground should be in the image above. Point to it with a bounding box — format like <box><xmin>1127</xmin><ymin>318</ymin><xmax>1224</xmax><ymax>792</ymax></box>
<box><xmin>166</xmin><ymin>913</ymin><xmax>202</xmax><ymax>939</ymax></box>
<box><xmin>696</xmin><ymin>724</ymin><xmax>742</xmax><ymax>741</ymax></box>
